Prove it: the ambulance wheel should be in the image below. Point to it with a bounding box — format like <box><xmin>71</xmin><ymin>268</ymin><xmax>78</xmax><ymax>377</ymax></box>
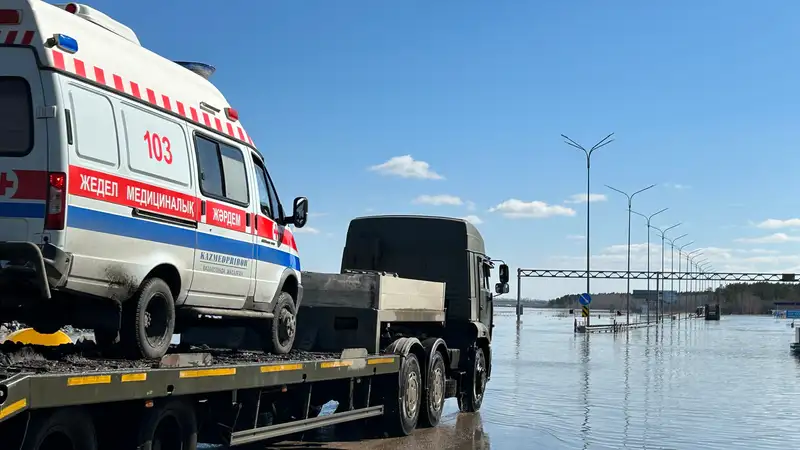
<box><xmin>383</xmin><ymin>353</ymin><xmax>422</xmax><ymax>436</ymax></box>
<box><xmin>457</xmin><ymin>347</ymin><xmax>487</xmax><ymax>413</ymax></box>
<box><xmin>21</xmin><ymin>407</ymin><xmax>97</xmax><ymax>450</ymax></box>
<box><xmin>120</xmin><ymin>278</ymin><xmax>175</xmax><ymax>360</ymax></box>
<box><xmin>419</xmin><ymin>350</ymin><xmax>446</xmax><ymax>427</ymax></box>
<box><xmin>265</xmin><ymin>291</ymin><xmax>296</xmax><ymax>355</ymax></box>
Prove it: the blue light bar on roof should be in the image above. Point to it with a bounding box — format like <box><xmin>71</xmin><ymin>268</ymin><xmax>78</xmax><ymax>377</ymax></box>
<box><xmin>174</xmin><ymin>61</ymin><xmax>216</xmax><ymax>80</ymax></box>
<box><xmin>54</xmin><ymin>34</ymin><xmax>78</xmax><ymax>53</ymax></box>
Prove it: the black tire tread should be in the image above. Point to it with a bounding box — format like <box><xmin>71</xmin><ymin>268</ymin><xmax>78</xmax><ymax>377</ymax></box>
<box><xmin>21</xmin><ymin>407</ymin><xmax>98</xmax><ymax>450</ymax></box>
<box><xmin>120</xmin><ymin>277</ymin><xmax>175</xmax><ymax>360</ymax></box>
<box><xmin>419</xmin><ymin>350</ymin><xmax>446</xmax><ymax>428</ymax></box>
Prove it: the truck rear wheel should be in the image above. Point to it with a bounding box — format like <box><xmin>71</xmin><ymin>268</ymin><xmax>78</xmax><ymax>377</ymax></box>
<box><xmin>120</xmin><ymin>278</ymin><xmax>176</xmax><ymax>359</ymax></box>
<box><xmin>21</xmin><ymin>407</ymin><xmax>97</xmax><ymax>450</ymax></box>
<box><xmin>383</xmin><ymin>353</ymin><xmax>422</xmax><ymax>436</ymax></box>
<box><xmin>458</xmin><ymin>347</ymin><xmax>487</xmax><ymax>413</ymax></box>
<box><xmin>264</xmin><ymin>291</ymin><xmax>296</xmax><ymax>354</ymax></box>
<box><xmin>419</xmin><ymin>350</ymin><xmax>446</xmax><ymax>427</ymax></box>
<box><xmin>134</xmin><ymin>398</ymin><xmax>198</xmax><ymax>450</ymax></box>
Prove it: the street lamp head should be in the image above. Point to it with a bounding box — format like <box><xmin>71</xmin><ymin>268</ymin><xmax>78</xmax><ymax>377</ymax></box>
<box><xmin>679</xmin><ymin>241</ymin><xmax>695</xmax><ymax>252</ymax></box>
<box><xmin>673</xmin><ymin>233</ymin><xmax>688</xmax><ymax>242</ymax></box>
<box><xmin>688</xmin><ymin>248</ymin><xmax>703</xmax><ymax>257</ymax></box>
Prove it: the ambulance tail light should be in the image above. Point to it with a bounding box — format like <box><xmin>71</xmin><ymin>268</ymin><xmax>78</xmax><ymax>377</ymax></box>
<box><xmin>225</xmin><ymin>108</ymin><xmax>239</xmax><ymax>122</ymax></box>
<box><xmin>45</xmin><ymin>172</ymin><xmax>66</xmax><ymax>230</ymax></box>
<box><xmin>0</xmin><ymin>10</ymin><xmax>21</xmax><ymax>24</ymax></box>
<box><xmin>65</xmin><ymin>3</ymin><xmax>78</xmax><ymax>14</ymax></box>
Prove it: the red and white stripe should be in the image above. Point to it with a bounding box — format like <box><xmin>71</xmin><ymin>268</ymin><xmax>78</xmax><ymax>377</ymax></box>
<box><xmin>0</xmin><ymin>29</ymin><xmax>35</xmax><ymax>45</ymax></box>
<box><xmin>50</xmin><ymin>49</ymin><xmax>256</xmax><ymax>147</ymax></box>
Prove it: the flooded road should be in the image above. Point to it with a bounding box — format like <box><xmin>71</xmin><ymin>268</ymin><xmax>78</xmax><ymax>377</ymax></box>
<box><xmin>271</xmin><ymin>308</ymin><xmax>800</xmax><ymax>449</ymax></box>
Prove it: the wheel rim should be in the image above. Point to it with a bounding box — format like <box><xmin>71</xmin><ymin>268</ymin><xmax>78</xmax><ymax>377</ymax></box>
<box><xmin>431</xmin><ymin>365</ymin><xmax>445</xmax><ymax>412</ymax></box>
<box><xmin>144</xmin><ymin>292</ymin><xmax>170</xmax><ymax>349</ymax></box>
<box><xmin>278</xmin><ymin>307</ymin><xmax>296</xmax><ymax>347</ymax></box>
<box><xmin>403</xmin><ymin>369</ymin><xmax>420</xmax><ymax>420</ymax></box>
<box><xmin>474</xmin><ymin>350</ymin><xmax>486</xmax><ymax>401</ymax></box>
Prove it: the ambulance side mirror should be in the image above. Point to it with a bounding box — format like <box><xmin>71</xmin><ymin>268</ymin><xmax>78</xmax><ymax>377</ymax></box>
<box><xmin>291</xmin><ymin>197</ymin><xmax>308</xmax><ymax>228</ymax></box>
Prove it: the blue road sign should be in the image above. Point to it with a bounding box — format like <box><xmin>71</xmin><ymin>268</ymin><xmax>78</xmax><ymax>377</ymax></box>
<box><xmin>787</xmin><ymin>310</ymin><xmax>800</xmax><ymax>319</ymax></box>
<box><xmin>579</xmin><ymin>293</ymin><xmax>592</xmax><ymax>306</ymax></box>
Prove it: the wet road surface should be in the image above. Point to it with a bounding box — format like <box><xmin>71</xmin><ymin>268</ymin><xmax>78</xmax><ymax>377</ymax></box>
<box><xmin>257</xmin><ymin>308</ymin><xmax>800</xmax><ymax>449</ymax></box>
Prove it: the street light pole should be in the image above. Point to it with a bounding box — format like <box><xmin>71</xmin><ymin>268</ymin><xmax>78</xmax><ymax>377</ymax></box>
<box><xmin>631</xmin><ymin>208</ymin><xmax>668</xmax><ymax>324</ymax></box>
<box><xmin>686</xmin><ymin>249</ymin><xmax>703</xmax><ymax>318</ymax></box>
<box><xmin>652</xmin><ymin>223</ymin><xmax>681</xmax><ymax>323</ymax></box>
<box><xmin>605</xmin><ymin>183</ymin><xmax>657</xmax><ymax>326</ymax></box>
<box><xmin>562</xmin><ymin>133</ymin><xmax>615</xmax><ymax>328</ymax></box>
<box><xmin>677</xmin><ymin>241</ymin><xmax>694</xmax><ymax>319</ymax></box>
<box><xmin>696</xmin><ymin>258</ymin><xmax>709</xmax><ymax>307</ymax></box>
<box><xmin>668</xmin><ymin>234</ymin><xmax>688</xmax><ymax>318</ymax></box>
<box><xmin>700</xmin><ymin>262</ymin><xmax>712</xmax><ymax>306</ymax></box>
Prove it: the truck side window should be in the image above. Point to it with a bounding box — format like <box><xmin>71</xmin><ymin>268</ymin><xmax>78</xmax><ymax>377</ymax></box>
<box><xmin>252</xmin><ymin>156</ymin><xmax>272</xmax><ymax>218</ymax></box>
<box><xmin>194</xmin><ymin>134</ymin><xmax>249</xmax><ymax>206</ymax></box>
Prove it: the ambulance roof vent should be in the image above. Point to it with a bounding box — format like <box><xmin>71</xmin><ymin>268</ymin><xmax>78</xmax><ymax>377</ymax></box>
<box><xmin>173</xmin><ymin>61</ymin><xmax>216</xmax><ymax>80</ymax></box>
<box><xmin>54</xmin><ymin>3</ymin><xmax>141</xmax><ymax>46</ymax></box>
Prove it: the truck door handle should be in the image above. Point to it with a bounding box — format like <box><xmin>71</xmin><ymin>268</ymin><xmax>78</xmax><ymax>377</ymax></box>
<box><xmin>261</xmin><ymin>239</ymin><xmax>274</xmax><ymax>246</ymax></box>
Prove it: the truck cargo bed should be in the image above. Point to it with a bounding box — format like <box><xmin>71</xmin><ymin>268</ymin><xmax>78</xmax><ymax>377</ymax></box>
<box><xmin>0</xmin><ymin>339</ymin><xmax>399</xmax><ymax>426</ymax></box>
<box><xmin>0</xmin><ymin>340</ymin><xmax>340</xmax><ymax>374</ymax></box>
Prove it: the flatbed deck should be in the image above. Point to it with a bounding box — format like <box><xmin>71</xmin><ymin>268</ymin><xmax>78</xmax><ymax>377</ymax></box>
<box><xmin>0</xmin><ymin>340</ymin><xmax>400</xmax><ymax>425</ymax></box>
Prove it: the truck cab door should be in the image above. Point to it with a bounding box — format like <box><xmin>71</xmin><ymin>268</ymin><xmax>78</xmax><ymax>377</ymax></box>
<box><xmin>475</xmin><ymin>256</ymin><xmax>493</xmax><ymax>335</ymax></box>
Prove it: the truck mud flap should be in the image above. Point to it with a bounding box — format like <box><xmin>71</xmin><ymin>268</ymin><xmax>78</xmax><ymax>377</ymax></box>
<box><xmin>0</xmin><ymin>242</ymin><xmax>51</xmax><ymax>299</ymax></box>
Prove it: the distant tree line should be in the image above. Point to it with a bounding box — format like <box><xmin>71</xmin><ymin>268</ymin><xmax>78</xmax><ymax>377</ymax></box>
<box><xmin>541</xmin><ymin>282</ymin><xmax>800</xmax><ymax>315</ymax></box>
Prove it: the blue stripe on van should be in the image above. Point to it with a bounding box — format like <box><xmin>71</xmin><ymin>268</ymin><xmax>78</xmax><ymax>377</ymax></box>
<box><xmin>0</xmin><ymin>202</ymin><xmax>45</xmax><ymax>219</ymax></box>
<box><xmin>67</xmin><ymin>206</ymin><xmax>301</xmax><ymax>270</ymax></box>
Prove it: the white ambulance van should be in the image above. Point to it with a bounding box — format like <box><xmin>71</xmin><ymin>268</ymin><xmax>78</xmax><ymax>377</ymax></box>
<box><xmin>0</xmin><ymin>1</ymin><xmax>308</xmax><ymax>359</ymax></box>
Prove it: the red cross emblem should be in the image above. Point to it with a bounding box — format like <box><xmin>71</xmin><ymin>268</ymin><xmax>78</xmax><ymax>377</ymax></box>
<box><xmin>0</xmin><ymin>171</ymin><xmax>17</xmax><ymax>198</ymax></box>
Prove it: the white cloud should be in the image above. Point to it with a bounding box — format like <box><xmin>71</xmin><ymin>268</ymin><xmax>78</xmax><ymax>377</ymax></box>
<box><xmin>463</xmin><ymin>215</ymin><xmax>483</xmax><ymax>225</ymax></box>
<box><xmin>368</xmin><ymin>155</ymin><xmax>443</xmax><ymax>180</ymax></box>
<box><xmin>735</xmin><ymin>233</ymin><xmax>800</xmax><ymax>244</ymax></box>
<box><xmin>564</xmin><ymin>193</ymin><xmax>607</xmax><ymax>204</ymax></box>
<box><xmin>292</xmin><ymin>226</ymin><xmax>321</xmax><ymax>234</ymax></box>
<box><xmin>567</xmin><ymin>234</ymin><xmax>585</xmax><ymax>240</ymax></box>
<box><xmin>466</xmin><ymin>201</ymin><xmax>477</xmax><ymax>212</ymax></box>
<box><xmin>756</xmin><ymin>218</ymin><xmax>800</xmax><ymax>229</ymax></box>
<box><xmin>412</xmin><ymin>194</ymin><xmax>463</xmax><ymax>206</ymax></box>
<box><xmin>489</xmin><ymin>199</ymin><xmax>576</xmax><ymax>219</ymax></box>
<box><xmin>665</xmin><ymin>183</ymin><xmax>691</xmax><ymax>190</ymax></box>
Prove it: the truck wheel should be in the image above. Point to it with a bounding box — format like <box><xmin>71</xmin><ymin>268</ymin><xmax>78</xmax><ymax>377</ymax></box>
<box><xmin>265</xmin><ymin>291</ymin><xmax>296</xmax><ymax>354</ymax></box>
<box><xmin>384</xmin><ymin>353</ymin><xmax>422</xmax><ymax>436</ymax></box>
<box><xmin>120</xmin><ymin>278</ymin><xmax>175</xmax><ymax>359</ymax></box>
<box><xmin>419</xmin><ymin>350</ymin><xmax>446</xmax><ymax>427</ymax></box>
<box><xmin>458</xmin><ymin>347</ymin><xmax>487</xmax><ymax>413</ymax></box>
<box><xmin>134</xmin><ymin>398</ymin><xmax>198</xmax><ymax>450</ymax></box>
<box><xmin>21</xmin><ymin>407</ymin><xmax>97</xmax><ymax>450</ymax></box>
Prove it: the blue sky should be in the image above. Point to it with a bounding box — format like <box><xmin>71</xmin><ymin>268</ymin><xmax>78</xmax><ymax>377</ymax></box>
<box><xmin>87</xmin><ymin>0</ymin><xmax>800</xmax><ymax>298</ymax></box>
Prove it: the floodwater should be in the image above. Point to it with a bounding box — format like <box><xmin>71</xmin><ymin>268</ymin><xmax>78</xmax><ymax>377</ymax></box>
<box><xmin>265</xmin><ymin>307</ymin><xmax>800</xmax><ymax>450</ymax></box>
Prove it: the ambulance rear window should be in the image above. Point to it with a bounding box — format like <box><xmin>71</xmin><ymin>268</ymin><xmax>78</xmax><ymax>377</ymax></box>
<box><xmin>0</xmin><ymin>77</ymin><xmax>32</xmax><ymax>156</ymax></box>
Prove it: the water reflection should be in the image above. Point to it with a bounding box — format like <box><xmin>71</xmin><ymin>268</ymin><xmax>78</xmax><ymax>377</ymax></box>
<box><xmin>254</xmin><ymin>309</ymin><xmax>800</xmax><ymax>449</ymax></box>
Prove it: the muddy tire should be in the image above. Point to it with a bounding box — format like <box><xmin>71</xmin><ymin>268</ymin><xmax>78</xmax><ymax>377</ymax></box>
<box><xmin>134</xmin><ymin>398</ymin><xmax>198</xmax><ymax>450</ymax></box>
<box><xmin>264</xmin><ymin>291</ymin><xmax>296</xmax><ymax>354</ymax></box>
<box><xmin>120</xmin><ymin>278</ymin><xmax>175</xmax><ymax>360</ymax></box>
<box><xmin>384</xmin><ymin>353</ymin><xmax>422</xmax><ymax>436</ymax></box>
<box><xmin>21</xmin><ymin>407</ymin><xmax>97</xmax><ymax>450</ymax></box>
<box><xmin>458</xmin><ymin>347</ymin><xmax>487</xmax><ymax>413</ymax></box>
<box><xmin>419</xmin><ymin>350</ymin><xmax>446</xmax><ymax>427</ymax></box>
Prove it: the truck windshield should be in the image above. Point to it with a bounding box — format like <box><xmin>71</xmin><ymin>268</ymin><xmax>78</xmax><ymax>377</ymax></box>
<box><xmin>0</xmin><ymin>77</ymin><xmax>32</xmax><ymax>155</ymax></box>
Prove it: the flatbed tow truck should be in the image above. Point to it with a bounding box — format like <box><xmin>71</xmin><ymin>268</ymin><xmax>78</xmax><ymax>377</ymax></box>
<box><xmin>0</xmin><ymin>215</ymin><xmax>510</xmax><ymax>449</ymax></box>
